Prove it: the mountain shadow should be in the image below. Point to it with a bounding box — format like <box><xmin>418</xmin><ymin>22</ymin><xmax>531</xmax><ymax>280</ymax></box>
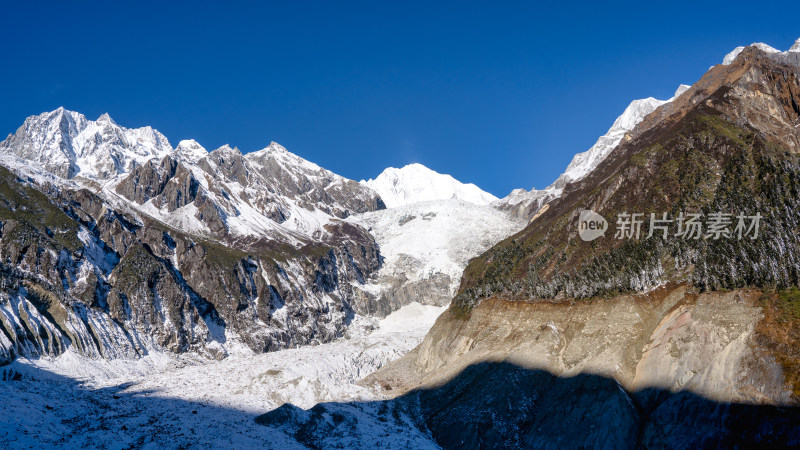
<box><xmin>0</xmin><ymin>362</ymin><xmax>312</xmax><ymax>449</ymax></box>
<box><xmin>257</xmin><ymin>361</ymin><xmax>800</xmax><ymax>449</ymax></box>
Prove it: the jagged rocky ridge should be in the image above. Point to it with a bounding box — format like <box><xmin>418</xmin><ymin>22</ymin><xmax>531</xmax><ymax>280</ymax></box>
<box><xmin>0</xmin><ymin>105</ymin><xmax>524</xmax><ymax>366</ymax></box>
<box><xmin>0</xmin><ymin>110</ymin><xmax>398</xmax><ymax>364</ymax></box>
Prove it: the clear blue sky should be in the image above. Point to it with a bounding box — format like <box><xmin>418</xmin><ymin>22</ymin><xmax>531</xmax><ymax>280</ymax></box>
<box><xmin>1</xmin><ymin>1</ymin><xmax>798</xmax><ymax>197</ymax></box>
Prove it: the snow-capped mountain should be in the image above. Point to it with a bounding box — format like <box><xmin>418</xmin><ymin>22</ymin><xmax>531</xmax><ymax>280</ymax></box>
<box><xmin>363</xmin><ymin>163</ymin><xmax>497</xmax><ymax>208</ymax></box>
<box><xmin>553</xmin><ymin>86</ymin><xmax>690</xmax><ymax>190</ymax></box>
<box><xmin>1</xmin><ymin>108</ymin><xmax>384</xmax><ymax>239</ymax></box>
<box><xmin>494</xmin><ymin>39</ymin><xmax>800</xmax><ymax>220</ymax></box>
<box><xmin>0</xmin><ymin>107</ymin><xmax>524</xmax><ymax>447</ymax></box>
<box><xmin>0</xmin><ymin>109</ymin><xmax>392</xmax><ymax>364</ymax></box>
<box><xmin>493</xmin><ymin>84</ymin><xmax>690</xmax><ymax>218</ymax></box>
<box><xmin>0</xmin><ymin>107</ymin><xmax>523</xmax><ymax>366</ymax></box>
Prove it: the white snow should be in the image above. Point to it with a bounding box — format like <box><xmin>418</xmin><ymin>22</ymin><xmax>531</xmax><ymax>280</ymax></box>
<box><xmin>555</xmin><ymin>83</ymin><xmax>693</xmax><ymax>188</ymax></box>
<box><xmin>0</xmin><ymin>303</ymin><xmax>446</xmax><ymax>448</ymax></box>
<box><xmin>350</xmin><ymin>199</ymin><xmax>526</xmax><ymax>297</ymax></box>
<box><xmin>363</xmin><ymin>163</ymin><xmax>497</xmax><ymax>208</ymax></box>
<box><xmin>60</xmin><ymin>109</ymin><xmax>172</xmax><ymax>178</ymax></box>
<box><xmin>174</xmin><ymin>139</ymin><xmax>208</xmax><ymax>163</ymax></box>
<box><xmin>493</xmin><ymin>38</ymin><xmax>800</xmax><ymax>216</ymax></box>
<box><xmin>721</xmin><ymin>38</ymin><xmax>800</xmax><ymax>65</ymax></box>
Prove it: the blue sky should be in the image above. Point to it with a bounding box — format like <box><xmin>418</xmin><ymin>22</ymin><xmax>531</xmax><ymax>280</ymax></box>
<box><xmin>1</xmin><ymin>1</ymin><xmax>798</xmax><ymax>197</ymax></box>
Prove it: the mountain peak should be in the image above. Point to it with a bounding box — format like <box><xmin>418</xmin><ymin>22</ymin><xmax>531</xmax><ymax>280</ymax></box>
<box><xmin>674</xmin><ymin>84</ymin><xmax>691</xmax><ymax>98</ymax></box>
<box><xmin>791</xmin><ymin>37</ymin><xmax>800</xmax><ymax>52</ymax></box>
<box><xmin>494</xmin><ymin>84</ymin><xmax>688</xmax><ymax>218</ymax></box>
<box><xmin>45</xmin><ymin>107</ymin><xmax>85</xmax><ymax>126</ymax></box>
<box><xmin>96</xmin><ymin>112</ymin><xmax>117</xmax><ymax>125</ymax></box>
<box><xmin>363</xmin><ymin>163</ymin><xmax>496</xmax><ymax>208</ymax></box>
<box><xmin>267</xmin><ymin>141</ymin><xmax>287</xmax><ymax>151</ymax></box>
<box><xmin>1</xmin><ymin>108</ymin><xmax>171</xmax><ymax>179</ymax></box>
<box><xmin>175</xmin><ymin>139</ymin><xmax>208</xmax><ymax>163</ymax></box>
<box><xmin>249</xmin><ymin>141</ymin><xmax>291</xmax><ymax>157</ymax></box>
<box><xmin>211</xmin><ymin>144</ymin><xmax>240</xmax><ymax>155</ymax></box>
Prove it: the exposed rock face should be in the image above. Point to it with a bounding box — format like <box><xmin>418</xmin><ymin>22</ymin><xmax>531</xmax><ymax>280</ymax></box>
<box><xmin>0</xmin><ymin>104</ymin><xmax>526</xmax><ymax>365</ymax></box>
<box><xmin>115</xmin><ymin>156</ymin><xmax>200</xmax><ymax>210</ymax></box>
<box><xmin>374</xmin><ymin>285</ymin><xmax>789</xmax><ymax>401</ymax></box>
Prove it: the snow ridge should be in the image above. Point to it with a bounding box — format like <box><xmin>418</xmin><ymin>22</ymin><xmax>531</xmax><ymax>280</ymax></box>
<box><xmin>493</xmin><ymin>84</ymin><xmax>689</xmax><ymax>216</ymax></box>
<box><xmin>722</xmin><ymin>38</ymin><xmax>800</xmax><ymax>65</ymax></box>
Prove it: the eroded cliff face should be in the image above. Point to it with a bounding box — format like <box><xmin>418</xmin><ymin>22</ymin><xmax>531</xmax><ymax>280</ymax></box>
<box><xmin>360</xmin><ymin>283</ymin><xmax>797</xmax><ymax>447</ymax></box>
<box><xmin>371</xmin><ymin>284</ymin><xmax>792</xmax><ymax>403</ymax></box>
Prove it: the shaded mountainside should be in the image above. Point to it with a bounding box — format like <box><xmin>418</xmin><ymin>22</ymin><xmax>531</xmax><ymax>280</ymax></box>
<box><xmin>258</xmin><ymin>360</ymin><xmax>799</xmax><ymax>449</ymax></box>
<box><xmin>455</xmin><ymin>45</ymin><xmax>800</xmax><ymax>310</ymax></box>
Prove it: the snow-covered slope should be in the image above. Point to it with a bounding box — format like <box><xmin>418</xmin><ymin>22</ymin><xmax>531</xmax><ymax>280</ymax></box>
<box><xmin>0</xmin><ymin>108</ymin><xmax>393</xmax><ymax>364</ymax></box>
<box><xmin>0</xmin><ymin>107</ymin><xmax>523</xmax><ymax>364</ymax></box>
<box><xmin>174</xmin><ymin>139</ymin><xmax>208</xmax><ymax>163</ymax></box>
<box><xmin>363</xmin><ymin>163</ymin><xmax>497</xmax><ymax>208</ymax></box>
<box><xmin>0</xmin><ymin>109</ymin><xmax>384</xmax><ymax>241</ymax></box>
<box><xmin>552</xmin><ymin>85</ymin><xmax>691</xmax><ymax>191</ymax></box>
<box><xmin>494</xmin><ymin>40</ymin><xmax>800</xmax><ymax>219</ymax></box>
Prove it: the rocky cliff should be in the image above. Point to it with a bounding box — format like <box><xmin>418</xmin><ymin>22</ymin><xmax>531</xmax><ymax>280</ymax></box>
<box><xmin>0</xmin><ymin>108</ymin><xmax>401</xmax><ymax>364</ymax></box>
<box><xmin>0</xmin><ymin>161</ymin><xmax>385</xmax><ymax>364</ymax></box>
<box><xmin>356</xmin><ymin>283</ymin><xmax>799</xmax><ymax>447</ymax></box>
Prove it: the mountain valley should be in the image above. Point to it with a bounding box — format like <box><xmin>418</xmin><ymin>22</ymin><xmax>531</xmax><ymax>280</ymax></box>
<box><xmin>2</xmin><ymin>37</ymin><xmax>800</xmax><ymax>449</ymax></box>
